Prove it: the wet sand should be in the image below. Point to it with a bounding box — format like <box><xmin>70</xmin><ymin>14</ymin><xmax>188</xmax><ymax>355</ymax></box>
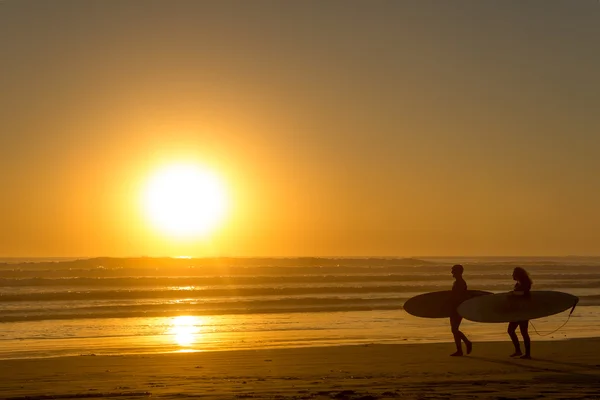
<box><xmin>1</xmin><ymin>339</ymin><xmax>600</xmax><ymax>399</ymax></box>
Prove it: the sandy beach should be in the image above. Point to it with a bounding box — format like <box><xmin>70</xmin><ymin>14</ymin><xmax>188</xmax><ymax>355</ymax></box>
<box><xmin>1</xmin><ymin>339</ymin><xmax>599</xmax><ymax>400</ymax></box>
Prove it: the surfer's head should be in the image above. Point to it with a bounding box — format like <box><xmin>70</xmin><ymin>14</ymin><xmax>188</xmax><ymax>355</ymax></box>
<box><xmin>451</xmin><ymin>264</ymin><xmax>464</xmax><ymax>277</ymax></box>
<box><xmin>512</xmin><ymin>267</ymin><xmax>532</xmax><ymax>284</ymax></box>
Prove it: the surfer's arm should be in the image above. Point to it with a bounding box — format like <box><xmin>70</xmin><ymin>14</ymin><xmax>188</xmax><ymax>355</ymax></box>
<box><xmin>450</xmin><ymin>280</ymin><xmax>467</xmax><ymax>307</ymax></box>
<box><xmin>516</xmin><ymin>282</ymin><xmax>532</xmax><ymax>296</ymax></box>
<box><xmin>511</xmin><ymin>281</ymin><xmax>531</xmax><ymax>296</ymax></box>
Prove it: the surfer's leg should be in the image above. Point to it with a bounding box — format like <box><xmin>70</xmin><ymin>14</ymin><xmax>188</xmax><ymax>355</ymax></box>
<box><xmin>519</xmin><ymin>321</ymin><xmax>531</xmax><ymax>359</ymax></box>
<box><xmin>463</xmin><ymin>332</ymin><xmax>472</xmax><ymax>355</ymax></box>
<box><xmin>454</xmin><ymin>314</ymin><xmax>472</xmax><ymax>354</ymax></box>
<box><xmin>450</xmin><ymin>314</ymin><xmax>463</xmax><ymax>356</ymax></box>
<box><xmin>507</xmin><ymin>322</ymin><xmax>522</xmax><ymax>356</ymax></box>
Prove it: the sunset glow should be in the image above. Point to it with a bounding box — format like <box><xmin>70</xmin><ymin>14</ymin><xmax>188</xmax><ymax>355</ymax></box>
<box><xmin>2</xmin><ymin>1</ymin><xmax>599</xmax><ymax>258</ymax></box>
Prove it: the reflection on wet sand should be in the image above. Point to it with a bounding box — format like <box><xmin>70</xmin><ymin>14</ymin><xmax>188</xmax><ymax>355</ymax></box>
<box><xmin>168</xmin><ymin>316</ymin><xmax>203</xmax><ymax>347</ymax></box>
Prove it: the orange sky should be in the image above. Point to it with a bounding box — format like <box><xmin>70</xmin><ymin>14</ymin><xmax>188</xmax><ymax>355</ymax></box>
<box><xmin>1</xmin><ymin>1</ymin><xmax>599</xmax><ymax>257</ymax></box>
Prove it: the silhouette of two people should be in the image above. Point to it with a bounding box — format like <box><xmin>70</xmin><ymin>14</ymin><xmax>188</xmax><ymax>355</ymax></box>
<box><xmin>448</xmin><ymin>265</ymin><xmax>533</xmax><ymax>359</ymax></box>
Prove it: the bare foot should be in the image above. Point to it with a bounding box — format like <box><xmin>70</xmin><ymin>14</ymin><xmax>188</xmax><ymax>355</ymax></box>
<box><xmin>466</xmin><ymin>341</ymin><xmax>472</xmax><ymax>355</ymax></box>
<box><xmin>450</xmin><ymin>351</ymin><xmax>463</xmax><ymax>357</ymax></box>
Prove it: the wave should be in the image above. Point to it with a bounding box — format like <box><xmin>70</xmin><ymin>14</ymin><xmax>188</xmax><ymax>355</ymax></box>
<box><xmin>1</xmin><ymin>294</ymin><xmax>599</xmax><ymax>323</ymax></box>
<box><xmin>0</xmin><ymin>297</ymin><xmax>403</xmax><ymax>322</ymax></box>
<box><xmin>2</xmin><ymin>273</ymin><xmax>600</xmax><ymax>287</ymax></box>
<box><xmin>0</xmin><ymin>257</ymin><xmax>432</xmax><ymax>270</ymax></box>
<box><xmin>3</xmin><ymin>257</ymin><xmax>599</xmax><ymax>276</ymax></box>
<box><xmin>0</xmin><ymin>285</ymin><xmax>470</xmax><ymax>301</ymax></box>
<box><xmin>3</xmin><ymin>267</ymin><xmax>600</xmax><ymax>280</ymax></box>
<box><xmin>2</xmin><ymin>281</ymin><xmax>600</xmax><ymax>302</ymax></box>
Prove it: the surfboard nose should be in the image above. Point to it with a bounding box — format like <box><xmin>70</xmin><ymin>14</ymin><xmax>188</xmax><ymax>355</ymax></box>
<box><xmin>569</xmin><ymin>296</ymin><xmax>579</xmax><ymax>315</ymax></box>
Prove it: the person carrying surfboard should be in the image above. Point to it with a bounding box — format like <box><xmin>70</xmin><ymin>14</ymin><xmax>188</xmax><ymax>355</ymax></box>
<box><xmin>508</xmin><ymin>267</ymin><xmax>532</xmax><ymax>359</ymax></box>
<box><xmin>450</xmin><ymin>264</ymin><xmax>472</xmax><ymax>356</ymax></box>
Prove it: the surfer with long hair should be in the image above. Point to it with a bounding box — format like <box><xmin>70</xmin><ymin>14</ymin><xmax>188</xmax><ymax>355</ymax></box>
<box><xmin>508</xmin><ymin>267</ymin><xmax>532</xmax><ymax>359</ymax></box>
<box><xmin>450</xmin><ymin>264</ymin><xmax>472</xmax><ymax>356</ymax></box>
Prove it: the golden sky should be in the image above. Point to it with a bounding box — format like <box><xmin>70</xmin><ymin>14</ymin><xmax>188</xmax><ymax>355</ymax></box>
<box><xmin>1</xmin><ymin>1</ymin><xmax>599</xmax><ymax>257</ymax></box>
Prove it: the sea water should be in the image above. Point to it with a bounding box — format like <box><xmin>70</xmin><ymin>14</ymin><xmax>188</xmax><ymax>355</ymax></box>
<box><xmin>0</xmin><ymin>256</ymin><xmax>598</xmax><ymax>359</ymax></box>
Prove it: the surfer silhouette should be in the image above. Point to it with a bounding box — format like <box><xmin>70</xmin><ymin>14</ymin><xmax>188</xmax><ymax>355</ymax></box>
<box><xmin>508</xmin><ymin>267</ymin><xmax>532</xmax><ymax>359</ymax></box>
<box><xmin>450</xmin><ymin>264</ymin><xmax>472</xmax><ymax>356</ymax></box>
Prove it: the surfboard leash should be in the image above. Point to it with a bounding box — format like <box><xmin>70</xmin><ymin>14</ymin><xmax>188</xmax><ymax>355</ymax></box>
<box><xmin>529</xmin><ymin>299</ymin><xmax>579</xmax><ymax>337</ymax></box>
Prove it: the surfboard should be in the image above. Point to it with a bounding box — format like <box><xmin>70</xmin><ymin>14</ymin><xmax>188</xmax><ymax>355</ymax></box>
<box><xmin>458</xmin><ymin>291</ymin><xmax>579</xmax><ymax>323</ymax></box>
<box><xmin>403</xmin><ymin>290</ymin><xmax>493</xmax><ymax>318</ymax></box>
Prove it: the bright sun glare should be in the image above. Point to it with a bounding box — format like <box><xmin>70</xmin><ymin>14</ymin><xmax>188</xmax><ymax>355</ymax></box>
<box><xmin>143</xmin><ymin>164</ymin><xmax>228</xmax><ymax>239</ymax></box>
<box><xmin>168</xmin><ymin>316</ymin><xmax>202</xmax><ymax>347</ymax></box>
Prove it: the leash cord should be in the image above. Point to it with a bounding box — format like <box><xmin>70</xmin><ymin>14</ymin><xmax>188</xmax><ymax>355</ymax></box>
<box><xmin>529</xmin><ymin>307</ymin><xmax>576</xmax><ymax>337</ymax></box>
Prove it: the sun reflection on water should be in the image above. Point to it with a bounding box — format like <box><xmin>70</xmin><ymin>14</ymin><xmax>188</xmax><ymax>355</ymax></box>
<box><xmin>168</xmin><ymin>316</ymin><xmax>202</xmax><ymax>347</ymax></box>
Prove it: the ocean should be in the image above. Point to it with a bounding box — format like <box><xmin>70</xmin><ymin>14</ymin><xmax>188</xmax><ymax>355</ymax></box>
<box><xmin>1</xmin><ymin>256</ymin><xmax>599</xmax><ymax>360</ymax></box>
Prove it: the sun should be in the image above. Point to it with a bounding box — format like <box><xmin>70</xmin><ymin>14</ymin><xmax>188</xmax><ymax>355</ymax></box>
<box><xmin>142</xmin><ymin>163</ymin><xmax>228</xmax><ymax>238</ymax></box>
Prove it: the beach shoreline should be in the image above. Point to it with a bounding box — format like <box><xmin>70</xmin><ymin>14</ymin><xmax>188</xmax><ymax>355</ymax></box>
<box><xmin>1</xmin><ymin>339</ymin><xmax>599</xmax><ymax>400</ymax></box>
